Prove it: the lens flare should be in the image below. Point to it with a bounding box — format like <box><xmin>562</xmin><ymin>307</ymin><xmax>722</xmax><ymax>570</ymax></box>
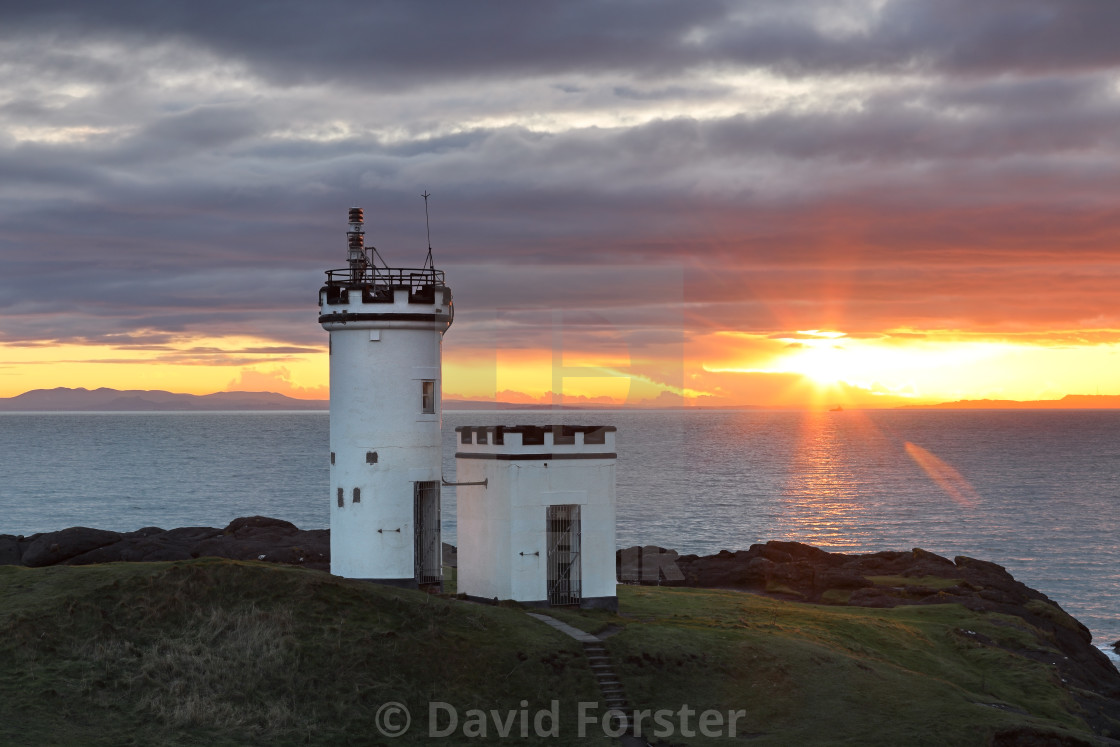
<box><xmin>904</xmin><ymin>442</ymin><xmax>981</xmax><ymax>508</ymax></box>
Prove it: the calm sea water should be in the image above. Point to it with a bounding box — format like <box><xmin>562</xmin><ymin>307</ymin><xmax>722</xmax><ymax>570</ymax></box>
<box><xmin>1</xmin><ymin>409</ymin><xmax>1117</xmax><ymax>657</ymax></box>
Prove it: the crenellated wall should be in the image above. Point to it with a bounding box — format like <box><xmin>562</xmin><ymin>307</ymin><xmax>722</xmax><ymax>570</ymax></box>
<box><xmin>455</xmin><ymin>425</ymin><xmax>617</xmax><ymax>610</ymax></box>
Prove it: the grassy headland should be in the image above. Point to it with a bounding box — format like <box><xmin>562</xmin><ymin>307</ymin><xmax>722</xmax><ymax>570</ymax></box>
<box><xmin>0</xmin><ymin>559</ymin><xmax>1113</xmax><ymax>745</ymax></box>
<box><xmin>0</xmin><ymin>560</ymin><xmax>604</xmax><ymax>746</ymax></box>
<box><xmin>569</xmin><ymin>586</ymin><xmax>1110</xmax><ymax>744</ymax></box>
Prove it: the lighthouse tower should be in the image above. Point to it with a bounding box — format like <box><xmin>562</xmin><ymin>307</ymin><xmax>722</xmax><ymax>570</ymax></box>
<box><xmin>318</xmin><ymin>206</ymin><xmax>452</xmax><ymax>587</ymax></box>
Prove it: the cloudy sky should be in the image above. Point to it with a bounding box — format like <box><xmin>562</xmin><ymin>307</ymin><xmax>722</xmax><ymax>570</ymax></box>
<box><xmin>2</xmin><ymin>0</ymin><xmax>1120</xmax><ymax>406</ymax></box>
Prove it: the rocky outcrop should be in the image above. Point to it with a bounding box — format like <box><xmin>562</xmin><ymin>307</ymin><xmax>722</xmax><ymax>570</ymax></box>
<box><xmin>0</xmin><ymin>516</ymin><xmax>330</xmax><ymax>571</ymax></box>
<box><xmin>0</xmin><ymin>516</ymin><xmax>461</xmax><ymax>574</ymax></box>
<box><xmin>618</xmin><ymin>541</ymin><xmax>1120</xmax><ymax>737</ymax></box>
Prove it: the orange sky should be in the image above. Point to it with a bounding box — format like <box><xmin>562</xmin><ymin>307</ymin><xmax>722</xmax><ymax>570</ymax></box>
<box><xmin>4</xmin><ymin>321</ymin><xmax>1118</xmax><ymax>409</ymax></box>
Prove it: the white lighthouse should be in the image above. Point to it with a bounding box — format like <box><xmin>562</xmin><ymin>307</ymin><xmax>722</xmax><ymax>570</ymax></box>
<box><xmin>318</xmin><ymin>206</ymin><xmax>452</xmax><ymax>587</ymax></box>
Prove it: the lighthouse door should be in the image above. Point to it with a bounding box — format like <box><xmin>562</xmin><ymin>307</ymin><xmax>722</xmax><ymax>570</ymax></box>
<box><xmin>413</xmin><ymin>481</ymin><xmax>441</xmax><ymax>587</ymax></box>
<box><xmin>546</xmin><ymin>505</ymin><xmax>581</xmax><ymax>606</ymax></box>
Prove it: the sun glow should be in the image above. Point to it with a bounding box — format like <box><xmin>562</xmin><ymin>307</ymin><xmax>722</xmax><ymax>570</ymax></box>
<box><xmin>772</xmin><ymin>334</ymin><xmax>991</xmax><ymax>389</ymax></box>
<box><xmin>7</xmin><ymin>324</ymin><xmax>1120</xmax><ymax>408</ymax></box>
<box><xmin>697</xmin><ymin>328</ymin><xmax>1120</xmax><ymax>405</ymax></box>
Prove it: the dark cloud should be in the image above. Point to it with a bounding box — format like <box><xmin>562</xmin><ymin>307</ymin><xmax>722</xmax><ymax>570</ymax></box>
<box><xmin>0</xmin><ymin>0</ymin><xmax>724</xmax><ymax>88</ymax></box>
<box><xmin>6</xmin><ymin>0</ymin><xmax>1120</xmax><ymax>85</ymax></box>
<box><xmin>1</xmin><ymin>0</ymin><xmax>1119</xmax><ymax>363</ymax></box>
<box><xmin>138</xmin><ymin>106</ymin><xmax>265</xmax><ymax>151</ymax></box>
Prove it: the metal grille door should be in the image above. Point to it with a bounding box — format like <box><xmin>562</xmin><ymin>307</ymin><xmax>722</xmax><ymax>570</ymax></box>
<box><xmin>546</xmin><ymin>505</ymin><xmax>581</xmax><ymax>606</ymax></box>
<box><xmin>413</xmin><ymin>481</ymin><xmax>441</xmax><ymax>586</ymax></box>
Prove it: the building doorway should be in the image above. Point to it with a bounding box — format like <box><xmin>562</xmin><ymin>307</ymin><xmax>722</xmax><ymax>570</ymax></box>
<box><xmin>413</xmin><ymin>480</ymin><xmax>441</xmax><ymax>587</ymax></box>
<box><xmin>546</xmin><ymin>504</ymin><xmax>581</xmax><ymax>606</ymax></box>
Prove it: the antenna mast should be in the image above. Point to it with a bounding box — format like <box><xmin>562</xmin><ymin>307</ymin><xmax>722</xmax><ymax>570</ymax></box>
<box><xmin>422</xmin><ymin>190</ymin><xmax>434</xmax><ymax>270</ymax></box>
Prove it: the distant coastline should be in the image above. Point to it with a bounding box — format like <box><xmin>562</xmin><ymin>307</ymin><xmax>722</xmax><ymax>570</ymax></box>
<box><xmin>0</xmin><ymin>387</ymin><xmax>329</xmax><ymax>412</ymax></box>
<box><xmin>4</xmin><ymin>387</ymin><xmax>1120</xmax><ymax>412</ymax></box>
<box><xmin>899</xmin><ymin>394</ymin><xmax>1120</xmax><ymax>410</ymax></box>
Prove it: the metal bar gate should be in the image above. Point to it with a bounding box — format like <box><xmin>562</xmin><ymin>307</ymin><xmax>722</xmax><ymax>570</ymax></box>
<box><xmin>413</xmin><ymin>480</ymin><xmax>441</xmax><ymax>586</ymax></box>
<box><xmin>546</xmin><ymin>504</ymin><xmax>581</xmax><ymax>606</ymax></box>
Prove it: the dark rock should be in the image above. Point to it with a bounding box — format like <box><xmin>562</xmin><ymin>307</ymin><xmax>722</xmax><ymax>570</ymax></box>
<box><xmin>955</xmin><ymin>554</ymin><xmax>1014</xmax><ymax>576</ymax></box>
<box><xmin>67</xmin><ymin>533</ymin><xmax>195</xmax><ymax>565</ymax></box>
<box><xmin>911</xmin><ymin>547</ymin><xmax>956</xmax><ymax>567</ymax></box>
<box><xmin>21</xmin><ymin>527</ymin><xmax>122</xmax><ymax>567</ymax></box>
<box><xmin>10</xmin><ymin>518</ymin><xmax>329</xmax><ymax>572</ymax></box>
<box><xmin>855</xmin><ymin>551</ymin><xmax>912</xmax><ymax>573</ymax></box>
<box><xmin>816</xmin><ymin>567</ymin><xmax>872</xmax><ymax>591</ymax></box>
<box><xmin>754</xmin><ymin>544</ymin><xmax>793</xmax><ymax>564</ymax></box>
<box><xmin>0</xmin><ymin>535</ymin><xmax>23</xmax><ymax>565</ymax></box>
<box><xmin>164</xmin><ymin>526</ymin><xmax>224</xmax><ymax>543</ymax></box>
<box><xmin>123</xmin><ymin>526</ymin><xmax>165</xmax><ymax>538</ymax></box>
<box><xmin>978</xmin><ymin>588</ymin><xmax>1016</xmax><ymax>604</ymax></box>
<box><xmin>766</xmin><ymin>541</ymin><xmax>845</xmax><ymax>567</ymax></box>
<box><xmin>191</xmin><ymin>524</ymin><xmax>329</xmax><ymax>570</ymax></box>
<box><xmin>223</xmin><ymin>516</ymin><xmax>298</xmax><ymax>535</ymax></box>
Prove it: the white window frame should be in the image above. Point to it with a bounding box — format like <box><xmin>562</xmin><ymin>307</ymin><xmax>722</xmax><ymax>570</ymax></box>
<box><xmin>421</xmin><ymin>380</ymin><xmax>436</xmax><ymax>414</ymax></box>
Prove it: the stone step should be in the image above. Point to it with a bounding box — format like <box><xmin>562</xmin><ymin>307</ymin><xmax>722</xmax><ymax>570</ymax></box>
<box><xmin>522</xmin><ymin>613</ymin><xmax>638</xmax><ymax>735</ymax></box>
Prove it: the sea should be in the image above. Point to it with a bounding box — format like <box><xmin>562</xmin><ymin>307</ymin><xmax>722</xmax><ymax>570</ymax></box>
<box><xmin>1</xmin><ymin>409</ymin><xmax>1117</xmax><ymax>663</ymax></box>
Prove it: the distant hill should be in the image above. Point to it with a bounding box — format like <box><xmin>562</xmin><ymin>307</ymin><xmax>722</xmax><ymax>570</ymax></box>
<box><xmin>902</xmin><ymin>394</ymin><xmax>1120</xmax><ymax>410</ymax></box>
<box><xmin>0</xmin><ymin>387</ymin><xmax>328</xmax><ymax>411</ymax></box>
<box><xmin>0</xmin><ymin>388</ymin><xmax>604</xmax><ymax>412</ymax></box>
<box><xmin>442</xmin><ymin>399</ymin><xmax>592</xmax><ymax>410</ymax></box>
<box><xmin>26</xmin><ymin>388</ymin><xmax>1120</xmax><ymax>412</ymax></box>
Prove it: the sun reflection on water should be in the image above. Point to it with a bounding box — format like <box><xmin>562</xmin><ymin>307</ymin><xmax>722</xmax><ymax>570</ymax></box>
<box><xmin>777</xmin><ymin>411</ymin><xmax>986</xmax><ymax>550</ymax></box>
<box><xmin>777</xmin><ymin>410</ymin><xmax>894</xmax><ymax>549</ymax></box>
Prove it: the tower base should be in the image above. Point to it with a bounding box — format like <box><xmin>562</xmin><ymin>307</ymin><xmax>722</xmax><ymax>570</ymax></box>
<box><xmin>463</xmin><ymin>594</ymin><xmax>618</xmax><ymax>612</ymax></box>
<box><xmin>350</xmin><ymin>577</ymin><xmax>439</xmax><ymax>591</ymax></box>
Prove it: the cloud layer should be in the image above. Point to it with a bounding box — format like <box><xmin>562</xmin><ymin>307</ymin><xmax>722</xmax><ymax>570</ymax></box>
<box><xmin>2</xmin><ymin>0</ymin><xmax>1119</xmax><ymax>397</ymax></box>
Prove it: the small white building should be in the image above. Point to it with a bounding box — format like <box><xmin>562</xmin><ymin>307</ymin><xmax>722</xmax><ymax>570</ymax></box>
<box><xmin>454</xmin><ymin>425</ymin><xmax>618</xmax><ymax>610</ymax></box>
<box><xmin>318</xmin><ymin>207</ymin><xmax>451</xmax><ymax>587</ymax></box>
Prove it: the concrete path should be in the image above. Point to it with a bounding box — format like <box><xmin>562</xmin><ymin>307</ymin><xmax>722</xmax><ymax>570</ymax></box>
<box><xmin>525</xmin><ymin>612</ymin><xmax>601</xmax><ymax>643</ymax></box>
